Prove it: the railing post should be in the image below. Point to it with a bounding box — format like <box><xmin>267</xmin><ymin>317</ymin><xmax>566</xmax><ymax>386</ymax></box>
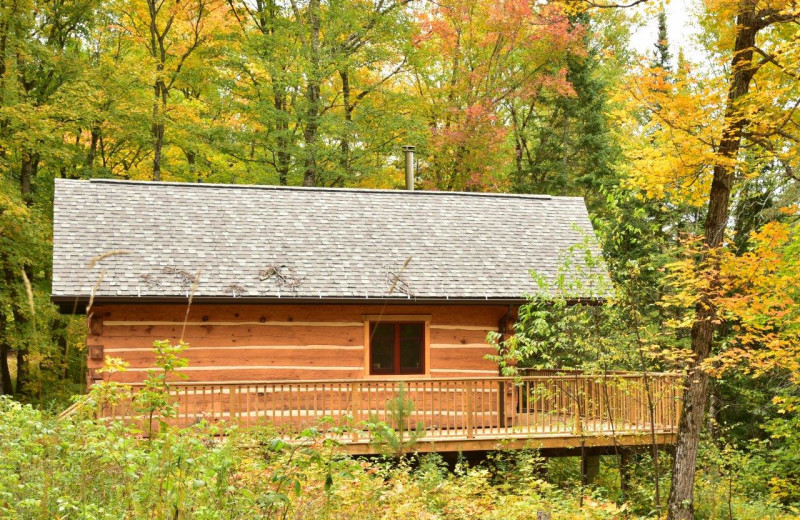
<box><xmin>465</xmin><ymin>380</ymin><xmax>475</xmax><ymax>439</ymax></box>
<box><xmin>505</xmin><ymin>380</ymin><xmax>516</xmax><ymax>428</ymax></box>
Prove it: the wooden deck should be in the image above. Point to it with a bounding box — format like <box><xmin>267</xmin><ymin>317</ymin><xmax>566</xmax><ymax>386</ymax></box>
<box><xmin>92</xmin><ymin>372</ymin><xmax>682</xmax><ymax>453</ymax></box>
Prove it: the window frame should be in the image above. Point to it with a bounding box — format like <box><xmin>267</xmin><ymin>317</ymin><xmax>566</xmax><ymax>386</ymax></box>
<box><xmin>362</xmin><ymin>315</ymin><xmax>431</xmax><ymax>378</ymax></box>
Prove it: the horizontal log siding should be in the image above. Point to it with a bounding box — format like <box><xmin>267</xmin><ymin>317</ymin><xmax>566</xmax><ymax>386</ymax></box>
<box><xmin>88</xmin><ymin>304</ymin><xmax>506</xmax><ymax>384</ymax></box>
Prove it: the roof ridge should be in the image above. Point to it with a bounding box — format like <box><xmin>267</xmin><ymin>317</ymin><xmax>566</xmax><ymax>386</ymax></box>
<box><xmin>72</xmin><ymin>178</ymin><xmax>589</xmax><ymax>201</ymax></box>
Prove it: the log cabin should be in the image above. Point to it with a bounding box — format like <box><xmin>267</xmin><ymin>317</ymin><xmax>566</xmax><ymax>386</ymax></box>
<box><xmin>52</xmin><ymin>177</ymin><xmax>680</xmax><ymax>453</ymax></box>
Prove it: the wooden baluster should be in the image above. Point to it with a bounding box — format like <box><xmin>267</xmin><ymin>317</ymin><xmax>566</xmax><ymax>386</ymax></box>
<box><xmin>640</xmin><ymin>376</ymin><xmax>645</xmax><ymax>432</ymax></box>
<box><xmin>433</xmin><ymin>380</ymin><xmax>438</xmax><ymax>436</ymax></box>
<box><xmin>237</xmin><ymin>385</ymin><xmax>242</xmax><ymax>426</ymax></box>
<box><xmin>585</xmin><ymin>379</ymin><xmax>591</xmax><ymax>432</ymax></box>
<box><xmin>321</xmin><ymin>382</ymin><xmax>327</xmax><ymax>423</ymax></box>
<box><xmin>633</xmin><ymin>377</ymin><xmax>639</xmax><ymax>432</ymax></box>
<box><xmin>477</xmin><ymin>380</ymin><xmax>483</xmax><ymax>435</ymax></box>
<box><xmin>277</xmin><ymin>383</ymin><xmax>282</xmax><ymax>427</ymax></box>
<box><xmin>269</xmin><ymin>384</ymin><xmax>275</xmax><ymax>427</ymax></box>
<box><xmin>448</xmin><ymin>381</ymin><xmax>453</xmax><ymax>435</ymax></box>
<box><xmin>599</xmin><ymin>378</ymin><xmax>606</xmax><ymax>432</ymax></box>
<box><xmin>540</xmin><ymin>379</ymin><xmax>547</xmax><ymax>433</ymax></box>
<box><xmin>248</xmin><ymin>384</ymin><xmax>254</xmax><ymax>426</ymax></box>
<box><xmin>464</xmin><ymin>380</ymin><xmax>474</xmax><ymax>439</ymax></box>
<box><xmin>362</xmin><ymin>383</ymin><xmax>368</xmax><ymax>430</ymax></box>
<box><xmin>289</xmin><ymin>384</ymin><xmax>295</xmax><ymax>430</ymax></box>
<box><xmin>236</xmin><ymin>384</ymin><xmax>242</xmax><ymax>425</ymax></box>
<box><xmin>427</xmin><ymin>381</ymin><xmax>432</xmax><ymax>437</ymax></box>
<box><xmin>351</xmin><ymin>383</ymin><xmax>360</xmax><ymax>442</ymax></box>
<box><xmin>183</xmin><ymin>386</ymin><xmax>188</xmax><ymax>428</ymax></box>
<box><xmin>491</xmin><ymin>380</ymin><xmax>497</xmax><ymax>435</ymax></box>
<box><xmin>635</xmin><ymin>377</ymin><xmax>640</xmax><ymax>432</ymax></box>
<box><xmin>616</xmin><ymin>377</ymin><xmax>622</xmax><ymax>431</ymax></box>
<box><xmin>658</xmin><ymin>377</ymin><xmax>664</xmax><ymax>427</ymax></box>
<box><xmin>616</xmin><ymin>378</ymin><xmax>623</xmax><ymax>431</ymax></box>
<box><xmin>540</xmin><ymin>379</ymin><xmax>553</xmax><ymax>432</ymax></box>
<box><xmin>209</xmin><ymin>385</ymin><xmax>214</xmax><ymax>424</ymax></box>
<box><xmin>620</xmin><ymin>379</ymin><xmax>627</xmax><ymax>431</ymax></box>
<box><xmin>422</xmin><ymin>381</ymin><xmax>428</xmax><ymax>436</ymax></box>
<box><xmin>660</xmin><ymin>377</ymin><xmax>666</xmax><ymax>428</ymax></box>
<box><xmin>209</xmin><ymin>386</ymin><xmax>214</xmax><ymax>423</ymax></box>
<box><xmin>636</xmin><ymin>376</ymin><xmax>650</xmax><ymax>430</ymax></box>
<box><xmin>215</xmin><ymin>385</ymin><xmax>221</xmax><ymax>423</ymax></box>
<box><xmin>312</xmin><ymin>384</ymin><xmax>318</xmax><ymax>428</ymax></box>
<box><xmin>492</xmin><ymin>380</ymin><xmax>498</xmax><ymax>435</ymax></box>
<box><xmin>630</xmin><ymin>378</ymin><xmax>636</xmax><ymax>432</ymax></box>
<box><xmin>225</xmin><ymin>385</ymin><xmax>232</xmax><ymax>425</ymax></box>
<box><xmin>202</xmin><ymin>386</ymin><xmax>207</xmax><ymax>424</ymax></box>
<box><xmin>529</xmin><ymin>380</ymin><xmax>535</xmax><ymax>434</ymax></box>
<box><xmin>574</xmin><ymin>379</ymin><xmax>582</xmax><ymax>436</ymax></box>
<box><xmin>439</xmin><ymin>382</ymin><xmax>444</xmax><ymax>434</ymax></box>
<box><xmin>457</xmin><ymin>380</ymin><xmax>463</xmax><ymax>435</ymax></box>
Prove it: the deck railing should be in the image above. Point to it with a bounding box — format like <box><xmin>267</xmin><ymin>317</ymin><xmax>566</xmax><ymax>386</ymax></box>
<box><xmin>97</xmin><ymin>373</ymin><xmax>682</xmax><ymax>441</ymax></box>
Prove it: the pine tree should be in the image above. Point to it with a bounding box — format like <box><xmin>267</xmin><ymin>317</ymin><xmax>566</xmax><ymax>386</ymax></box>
<box><xmin>511</xmin><ymin>13</ymin><xmax>617</xmax><ymax>212</ymax></box>
<box><xmin>653</xmin><ymin>8</ymin><xmax>671</xmax><ymax>71</ymax></box>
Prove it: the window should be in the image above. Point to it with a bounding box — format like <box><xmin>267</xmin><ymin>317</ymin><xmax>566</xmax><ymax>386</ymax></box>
<box><xmin>369</xmin><ymin>322</ymin><xmax>425</xmax><ymax>375</ymax></box>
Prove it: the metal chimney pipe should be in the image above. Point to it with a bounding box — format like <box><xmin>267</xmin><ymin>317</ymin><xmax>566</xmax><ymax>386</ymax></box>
<box><xmin>402</xmin><ymin>145</ymin><xmax>415</xmax><ymax>191</ymax></box>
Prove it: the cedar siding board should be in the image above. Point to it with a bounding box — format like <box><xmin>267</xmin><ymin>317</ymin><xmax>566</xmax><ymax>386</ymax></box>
<box><xmin>88</xmin><ymin>304</ymin><xmax>504</xmax><ymax>385</ymax></box>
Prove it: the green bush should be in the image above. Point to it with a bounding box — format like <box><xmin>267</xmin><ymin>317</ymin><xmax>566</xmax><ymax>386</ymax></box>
<box><xmin>1</xmin><ymin>395</ymin><xmax>797</xmax><ymax>519</ymax></box>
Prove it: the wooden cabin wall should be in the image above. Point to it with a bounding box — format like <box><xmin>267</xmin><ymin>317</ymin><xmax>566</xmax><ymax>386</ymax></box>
<box><xmin>86</xmin><ymin>304</ymin><xmax>509</xmax><ymax>385</ymax></box>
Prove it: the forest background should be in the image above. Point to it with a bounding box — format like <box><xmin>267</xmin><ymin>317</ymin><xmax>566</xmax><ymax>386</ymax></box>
<box><xmin>0</xmin><ymin>0</ymin><xmax>798</xmax><ymax>518</ymax></box>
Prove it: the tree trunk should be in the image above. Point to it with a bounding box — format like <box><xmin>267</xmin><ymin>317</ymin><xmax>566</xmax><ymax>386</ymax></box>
<box><xmin>339</xmin><ymin>69</ymin><xmax>353</xmax><ymax>177</ymax></box>
<box><xmin>185</xmin><ymin>149</ymin><xmax>198</xmax><ymax>181</ymax></box>
<box><xmin>0</xmin><ymin>313</ymin><xmax>12</xmax><ymax>395</ymax></box>
<box><xmin>274</xmin><ymin>89</ymin><xmax>290</xmax><ymax>186</ymax></box>
<box><xmin>86</xmin><ymin>126</ymin><xmax>100</xmax><ymax>169</ymax></box>
<box><xmin>15</xmin><ymin>338</ymin><xmax>28</xmax><ymax>397</ymax></box>
<box><xmin>508</xmin><ymin>103</ymin><xmax>525</xmax><ymax>185</ymax></box>
<box><xmin>152</xmin><ymin>82</ymin><xmax>166</xmax><ymax>181</ymax></box>
<box><xmin>666</xmin><ymin>4</ymin><xmax>759</xmax><ymax>519</ymax></box>
<box><xmin>20</xmin><ymin>151</ymin><xmax>38</xmax><ymax>205</ymax></box>
<box><xmin>302</xmin><ymin>0</ymin><xmax>321</xmax><ymax>187</ymax></box>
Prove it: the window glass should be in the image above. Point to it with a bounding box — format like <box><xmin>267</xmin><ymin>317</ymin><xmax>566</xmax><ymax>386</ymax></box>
<box><xmin>369</xmin><ymin>322</ymin><xmax>425</xmax><ymax>375</ymax></box>
<box><xmin>399</xmin><ymin>323</ymin><xmax>424</xmax><ymax>372</ymax></box>
<box><xmin>370</xmin><ymin>323</ymin><xmax>395</xmax><ymax>373</ymax></box>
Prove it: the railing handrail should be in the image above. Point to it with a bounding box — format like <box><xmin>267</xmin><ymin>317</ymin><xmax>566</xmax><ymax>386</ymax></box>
<box><xmin>83</xmin><ymin>370</ymin><xmax>683</xmax><ymax>446</ymax></box>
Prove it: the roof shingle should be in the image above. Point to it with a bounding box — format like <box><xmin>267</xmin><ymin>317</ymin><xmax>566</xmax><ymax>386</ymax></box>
<box><xmin>52</xmin><ymin>179</ymin><xmax>608</xmax><ymax>302</ymax></box>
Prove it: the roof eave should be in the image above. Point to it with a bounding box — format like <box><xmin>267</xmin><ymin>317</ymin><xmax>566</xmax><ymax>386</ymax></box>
<box><xmin>52</xmin><ymin>294</ymin><xmax>606</xmax><ymax>314</ymax></box>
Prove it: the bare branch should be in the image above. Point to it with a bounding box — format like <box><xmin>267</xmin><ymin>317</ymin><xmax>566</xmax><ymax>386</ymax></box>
<box><xmin>576</xmin><ymin>0</ymin><xmax>650</xmax><ymax>9</ymax></box>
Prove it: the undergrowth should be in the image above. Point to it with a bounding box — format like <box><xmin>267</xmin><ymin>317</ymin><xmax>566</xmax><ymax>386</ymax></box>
<box><xmin>0</xmin><ymin>396</ymin><xmax>795</xmax><ymax>520</ymax></box>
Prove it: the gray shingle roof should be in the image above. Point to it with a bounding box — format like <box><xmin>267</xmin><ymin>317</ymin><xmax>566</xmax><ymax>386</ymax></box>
<box><xmin>52</xmin><ymin>179</ymin><xmax>608</xmax><ymax>303</ymax></box>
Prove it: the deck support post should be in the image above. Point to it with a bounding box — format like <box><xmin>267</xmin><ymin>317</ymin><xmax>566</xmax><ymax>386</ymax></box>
<box><xmin>619</xmin><ymin>450</ymin><xmax>632</xmax><ymax>496</ymax></box>
<box><xmin>581</xmin><ymin>454</ymin><xmax>601</xmax><ymax>485</ymax></box>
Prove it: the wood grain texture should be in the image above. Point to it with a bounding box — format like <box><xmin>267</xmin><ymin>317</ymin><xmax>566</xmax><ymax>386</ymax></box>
<box><xmin>431</xmin><ymin>347</ymin><xmax>496</xmax><ymax>370</ymax></box>
<box><xmin>115</xmin><ymin>347</ymin><xmax>362</xmax><ymax>367</ymax></box>
<box><xmin>93</xmin><ymin>303</ymin><xmax>505</xmax><ymax>326</ymax></box>
<box><xmin>89</xmin><ymin>303</ymin><xmax>508</xmax><ymax>384</ymax></box>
